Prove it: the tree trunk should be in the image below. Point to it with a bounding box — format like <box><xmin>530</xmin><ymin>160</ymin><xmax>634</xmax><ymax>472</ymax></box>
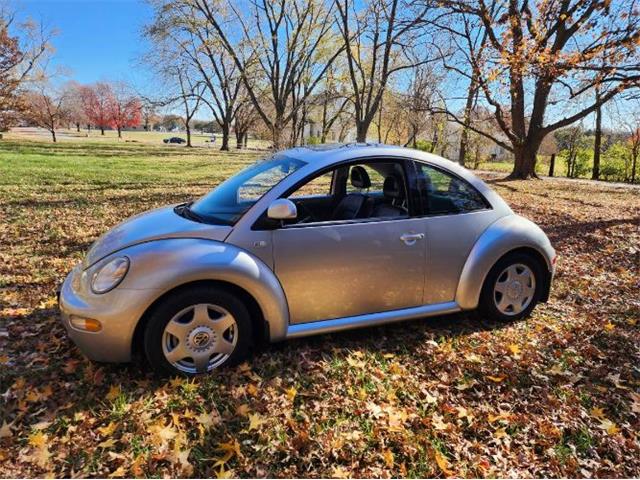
<box><xmin>429</xmin><ymin>126</ymin><xmax>438</xmax><ymax>153</ymax></box>
<box><xmin>186</xmin><ymin>124</ymin><xmax>192</xmax><ymax>147</ymax></box>
<box><xmin>100</xmin><ymin>126</ymin><xmax>105</xmax><ymax>135</ymax></box>
<box><xmin>355</xmin><ymin>120</ymin><xmax>370</xmax><ymax>143</ymax></box>
<box><xmin>76</xmin><ymin>122</ymin><xmax>80</xmax><ymax>133</ymax></box>
<box><xmin>272</xmin><ymin>118</ymin><xmax>285</xmax><ymax>150</ymax></box>
<box><xmin>548</xmin><ymin>153</ymin><xmax>556</xmax><ymax>177</ymax></box>
<box><xmin>243</xmin><ymin>132</ymin><xmax>248</xmax><ymax>149</ymax></box>
<box><xmin>592</xmin><ymin>93</ymin><xmax>602</xmax><ymax>180</ymax></box>
<box><xmin>220</xmin><ymin>125</ymin><xmax>230</xmax><ymax>151</ymax></box>
<box><xmin>632</xmin><ymin>150</ymin><xmax>638</xmax><ymax>184</ymax></box>
<box><xmin>321</xmin><ymin>96</ymin><xmax>328</xmax><ymax>143</ymax></box>
<box><xmin>51</xmin><ymin>129</ymin><xmax>57</xmax><ymax>143</ymax></box>
<box><xmin>458</xmin><ymin>75</ymin><xmax>479</xmax><ymax>166</ymax></box>
<box><xmin>117</xmin><ymin>127</ymin><xmax>122</xmax><ymax>138</ymax></box>
<box><xmin>235</xmin><ymin>129</ymin><xmax>243</xmax><ymax>149</ymax></box>
<box><xmin>509</xmin><ymin>143</ymin><xmax>540</xmax><ymax>179</ymax></box>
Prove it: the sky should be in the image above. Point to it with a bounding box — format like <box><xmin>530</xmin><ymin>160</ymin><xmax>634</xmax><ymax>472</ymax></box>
<box><xmin>10</xmin><ymin>0</ymin><xmax>627</xmax><ymax>130</ymax></box>
<box><xmin>14</xmin><ymin>0</ymin><xmax>154</xmax><ymax>90</ymax></box>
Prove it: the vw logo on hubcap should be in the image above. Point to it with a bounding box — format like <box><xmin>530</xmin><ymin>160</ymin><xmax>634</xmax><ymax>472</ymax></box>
<box><xmin>187</xmin><ymin>326</ymin><xmax>215</xmax><ymax>350</ymax></box>
<box><xmin>192</xmin><ymin>332</ymin><xmax>210</xmax><ymax>347</ymax></box>
<box><xmin>507</xmin><ymin>281</ymin><xmax>523</xmax><ymax>299</ymax></box>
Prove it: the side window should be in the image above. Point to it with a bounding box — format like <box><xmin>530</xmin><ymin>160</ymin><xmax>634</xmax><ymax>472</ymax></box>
<box><xmin>279</xmin><ymin>160</ymin><xmax>411</xmax><ymax>226</ymax></box>
<box><xmin>289</xmin><ymin>170</ymin><xmax>334</xmax><ymax>198</ymax></box>
<box><xmin>419</xmin><ymin>164</ymin><xmax>487</xmax><ymax>214</ymax></box>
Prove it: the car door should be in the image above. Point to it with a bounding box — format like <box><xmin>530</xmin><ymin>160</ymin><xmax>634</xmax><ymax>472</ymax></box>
<box><xmin>411</xmin><ymin>162</ymin><xmax>504</xmax><ymax>304</ymax></box>
<box><xmin>271</xmin><ymin>159</ymin><xmax>426</xmax><ymax>325</ymax></box>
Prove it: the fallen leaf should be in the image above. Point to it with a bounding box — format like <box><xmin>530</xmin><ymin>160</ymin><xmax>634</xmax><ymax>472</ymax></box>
<box><xmin>98</xmin><ymin>438</ymin><xmax>117</xmax><ymax>449</ymax></box>
<box><xmin>236</xmin><ymin>404</ymin><xmax>250</xmax><ymax>417</ymax></box>
<box><xmin>98</xmin><ymin>421</ymin><xmax>117</xmax><ymax>437</ymax></box>
<box><xmin>432</xmin><ymin>413</ymin><xmax>449</xmax><ymax>431</ymax></box>
<box><xmin>508</xmin><ymin>344</ymin><xmax>521</xmax><ymax>356</ymax></box>
<box><xmin>106</xmin><ymin>384</ymin><xmax>121</xmax><ymax>401</ymax></box>
<box><xmin>196</xmin><ymin>411</ymin><xmax>219</xmax><ymax>429</ymax></box>
<box><xmin>331</xmin><ymin>466</ymin><xmax>350</xmax><ymax>478</ymax></box>
<box><xmin>286</xmin><ymin>386</ymin><xmax>297</xmax><ymax>401</ymax></box>
<box><xmin>0</xmin><ymin>421</ymin><xmax>12</xmax><ymax>438</ymax></box>
<box><xmin>108</xmin><ymin>466</ymin><xmax>127</xmax><ymax>478</ymax></box>
<box><xmin>247</xmin><ymin>413</ymin><xmax>267</xmax><ymax>431</ymax></box>
<box><xmin>599</xmin><ymin>419</ymin><xmax>620</xmax><ymax>435</ymax></box>
<box><xmin>434</xmin><ymin>451</ymin><xmax>453</xmax><ymax>477</ymax></box>
<box><xmin>29</xmin><ymin>431</ymin><xmax>47</xmax><ymax>448</ymax></box>
<box><xmin>383</xmin><ymin>449</ymin><xmax>394</xmax><ymax>468</ymax></box>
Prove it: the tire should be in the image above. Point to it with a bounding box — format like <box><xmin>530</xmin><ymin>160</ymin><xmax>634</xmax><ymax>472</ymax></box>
<box><xmin>143</xmin><ymin>285</ymin><xmax>252</xmax><ymax>377</ymax></box>
<box><xmin>477</xmin><ymin>252</ymin><xmax>544</xmax><ymax>322</ymax></box>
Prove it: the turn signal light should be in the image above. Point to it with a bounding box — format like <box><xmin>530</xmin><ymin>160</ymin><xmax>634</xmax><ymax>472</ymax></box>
<box><xmin>69</xmin><ymin>316</ymin><xmax>102</xmax><ymax>332</ymax></box>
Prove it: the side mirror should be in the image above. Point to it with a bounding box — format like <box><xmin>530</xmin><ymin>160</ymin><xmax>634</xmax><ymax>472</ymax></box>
<box><xmin>267</xmin><ymin>198</ymin><xmax>297</xmax><ymax>220</ymax></box>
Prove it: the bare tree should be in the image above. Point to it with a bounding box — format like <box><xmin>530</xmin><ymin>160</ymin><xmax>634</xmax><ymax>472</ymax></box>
<box><xmin>316</xmin><ymin>65</ymin><xmax>351</xmax><ymax>143</ymax></box>
<box><xmin>146</xmin><ymin>1</ymin><xmax>246</xmax><ymax>150</ymax></box>
<box><xmin>400</xmin><ymin>65</ymin><xmax>441</xmax><ymax>148</ymax></box>
<box><xmin>433</xmin><ymin>0</ymin><xmax>640</xmax><ymax>179</ymax></box>
<box><xmin>185</xmin><ymin>0</ymin><xmax>345</xmax><ymax>149</ymax></box>
<box><xmin>22</xmin><ymin>84</ymin><xmax>69</xmax><ymax>142</ymax></box>
<box><xmin>61</xmin><ymin>81</ymin><xmax>87</xmax><ymax>132</ymax></box>
<box><xmin>335</xmin><ymin>0</ymin><xmax>434</xmax><ymax>142</ymax></box>
<box><xmin>0</xmin><ymin>7</ymin><xmax>53</xmax><ymax>131</ymax></box>
<box><xmin>234</xmin><ymin>98</ymin><xmax>260</xmax><ymax>149</ymax></box>
<box><xmin>146</xmin><ymin>64</ymin><xmax>203</xmax><ymax>147</ymax></box>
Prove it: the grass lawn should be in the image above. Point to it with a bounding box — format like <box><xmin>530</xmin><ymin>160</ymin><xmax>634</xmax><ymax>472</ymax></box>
<box><xmin>475</xmin><ymin>159</ymin><xmax>570</xmax><ymax>177</ymax></box>
<box><xmin>1</xmin><ymin>132</ymin><xmax>639</xmax><ymax>477</ymax></box>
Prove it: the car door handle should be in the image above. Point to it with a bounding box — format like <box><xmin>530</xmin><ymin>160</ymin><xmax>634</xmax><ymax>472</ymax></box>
<box><xmin>400</xmin><ymin>233</ymin><xmax>424</xmax><ymax>245</ymax></box>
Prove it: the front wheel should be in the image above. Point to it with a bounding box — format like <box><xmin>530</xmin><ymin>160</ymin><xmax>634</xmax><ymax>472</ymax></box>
<box><xmin>143</xmin><ymin>286</ymin><xmax>252</xmax><ymax>376</ymax></box>
<box><xmin>478</xmin><ymin>252</ymin><xmax>543</xmax><ymax>322</ymax></box>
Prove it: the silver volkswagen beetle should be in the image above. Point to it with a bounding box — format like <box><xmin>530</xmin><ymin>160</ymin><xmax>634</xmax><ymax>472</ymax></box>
<box><xmin>59</xmin><ymin>144</ymin><xmax>556</xmax><ymax>376</ymax></box>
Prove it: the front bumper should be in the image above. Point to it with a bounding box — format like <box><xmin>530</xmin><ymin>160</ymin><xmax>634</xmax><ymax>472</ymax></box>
<box><xmin>58</xmin><ymin>265</ymin><xmax>157</xmax><ymax>363</ymax></box>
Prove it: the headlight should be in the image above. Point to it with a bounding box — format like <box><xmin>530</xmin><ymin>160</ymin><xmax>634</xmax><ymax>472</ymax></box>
<box><xmin>91</xmin><ymin>257</ymin><xmax>130</xmax><ymax>294</ymax></box>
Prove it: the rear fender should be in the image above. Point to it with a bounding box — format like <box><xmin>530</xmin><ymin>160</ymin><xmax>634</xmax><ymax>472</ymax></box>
<box><xmin>455</xmin><ymin>215</ymin><xmax>555</xmax><ymax>310</ymax></box>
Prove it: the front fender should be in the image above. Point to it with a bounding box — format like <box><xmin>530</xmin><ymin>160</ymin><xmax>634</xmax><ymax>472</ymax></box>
<box><xmin>455</xmin><ymin>215</ymin><xmax>555</xmax><ymax>310</ymax></box>
<box><xmin>120</xmin><ymin>238</ymin><xmax>290</xmax><ymax>341</ymax></box>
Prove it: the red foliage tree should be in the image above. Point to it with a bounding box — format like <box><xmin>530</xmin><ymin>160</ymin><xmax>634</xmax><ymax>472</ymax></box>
<box><xmin>80</xmin><ymin>82</ymin><xmax>114</xmax><ymax>135</ymax></box>
<box><xmin>79</xmin><ymin>82</ymin><xmax>142</xmax><ymax>137</ymax></box>
<box><xmin>108</xmin><ymin>84</ymin><xmax>142</xmax><ymax>138</ymax></box>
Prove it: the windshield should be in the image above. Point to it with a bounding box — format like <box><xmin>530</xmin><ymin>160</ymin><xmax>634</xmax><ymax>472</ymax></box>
<box><xmin>189</xmin><ymin>154</ymin><xmax>306</xmax><ymax>225</ymax></box>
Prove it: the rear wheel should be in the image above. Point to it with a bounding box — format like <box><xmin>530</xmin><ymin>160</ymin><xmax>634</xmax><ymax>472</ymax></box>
<box><xmin>478</xmin><ymin>252</ymin><xmax>543</xmax><ymax>322</ymax></box>
<box><xmin>143</xmin><ymin>286</ymin><xmax>252</xmax><ymax>376</ymax></box>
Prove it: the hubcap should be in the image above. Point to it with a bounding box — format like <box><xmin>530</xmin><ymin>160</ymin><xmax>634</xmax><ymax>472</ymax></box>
<box><xmin>493</xmin><ymin>263</ymin><xmax>536</xmax><ymax>316</ymax></box>
<box><xmin>162</xmin><ymin>303</ymin><xmax>238</xmax><ymax>374</ymax></box>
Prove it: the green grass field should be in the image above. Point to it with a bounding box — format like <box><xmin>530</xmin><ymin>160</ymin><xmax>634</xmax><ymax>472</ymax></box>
<box><xmin>1</xmin><ymin>131</ymin><xmax>639</xmax><ymax>478</ymax></box>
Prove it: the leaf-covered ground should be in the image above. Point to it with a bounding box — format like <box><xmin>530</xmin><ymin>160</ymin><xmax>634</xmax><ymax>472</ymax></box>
<box><xmin>1</xmin><ymin>137</ymin><xmax>639</xmax><ymax>478</ymax></box>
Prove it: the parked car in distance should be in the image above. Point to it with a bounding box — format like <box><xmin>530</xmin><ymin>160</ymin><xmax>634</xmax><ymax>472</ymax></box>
<box><xmin>59</xmin><ymin>143</ymin><xmax>556</xmax><ymax>376</ymax></box>
<box><xmin>163</xmin><ymin>137</ymin><xmax>186</xmax><ymax>144</ymax></box>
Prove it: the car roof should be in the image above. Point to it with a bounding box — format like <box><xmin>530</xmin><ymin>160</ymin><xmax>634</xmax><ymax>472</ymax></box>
<box><xmin>281</xmin><ymin>143</ymin><xmax>472</xmax><ymax>180</ymax></box>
